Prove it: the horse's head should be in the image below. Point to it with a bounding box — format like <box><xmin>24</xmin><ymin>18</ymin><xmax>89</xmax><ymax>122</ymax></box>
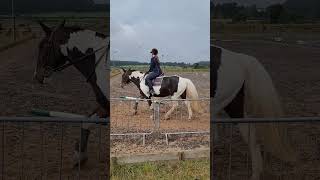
<box><xmin>120</xmin><ymin>68</ymin><xmax>134</xmax><ymax>88</ymax></box>
<box><xmin>34</xmin><ymin>20</ymin><xmax>69</xmax><ymax>84</ymax></box>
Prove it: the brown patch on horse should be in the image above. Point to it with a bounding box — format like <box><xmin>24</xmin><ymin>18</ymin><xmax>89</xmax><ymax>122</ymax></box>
<box><xmin>211</xmin><ymin>46</ymin><xmax>222</xmax><ymax>98</ymax></box>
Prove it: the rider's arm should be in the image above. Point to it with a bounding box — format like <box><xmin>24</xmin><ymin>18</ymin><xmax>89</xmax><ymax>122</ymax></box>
<box><xmin>148</xmin><ymin>58</ymin><xmax>155</xmax><ymax>73</ymax></box>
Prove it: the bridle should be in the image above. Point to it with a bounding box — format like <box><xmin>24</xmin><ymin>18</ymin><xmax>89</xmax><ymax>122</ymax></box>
<box><xmin>43</xmin><ymin>28</ymin><xmax>110</xmax><ymax>82</ymax></box>
<box><xmin>53</xmin><ymin>43</ymin><xmax>109</xmax><ymax>82</ymax></box>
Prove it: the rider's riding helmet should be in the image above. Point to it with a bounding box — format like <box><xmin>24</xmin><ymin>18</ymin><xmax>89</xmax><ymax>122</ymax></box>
<box><xmin>150</xmin><ymin>48</ymin><xmax>158</xmax><ymax>55</ymax></box>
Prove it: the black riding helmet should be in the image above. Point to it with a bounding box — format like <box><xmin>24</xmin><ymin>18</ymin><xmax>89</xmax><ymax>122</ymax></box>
<box><xmin>150</xmin><ymin>48</ymin><xmax>158</xmax><ymax>55</ymax></box>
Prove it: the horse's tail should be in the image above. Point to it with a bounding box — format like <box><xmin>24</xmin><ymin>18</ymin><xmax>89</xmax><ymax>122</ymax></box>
<box><xmin>244</xmin><ymin>56</ymin><xmax>298</xmax><ymax>162</ymax></box>
<box><xmin>185</xmin><ymin>78</ymin><xmax>202</xmax><ymax>114</ymax></box>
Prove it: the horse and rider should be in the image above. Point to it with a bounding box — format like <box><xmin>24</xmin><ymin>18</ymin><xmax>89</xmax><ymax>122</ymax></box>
<box><xmin>145</xmin><ymin>48</ymin><xmax>163</xmax><ymax>95</ymax></box>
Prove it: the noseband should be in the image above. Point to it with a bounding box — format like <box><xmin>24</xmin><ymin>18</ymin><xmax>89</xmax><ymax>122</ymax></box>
<box><xmin>44</xmin><ymin>29</ymin><xmax>110</xmax><ymax>82</ymax></box>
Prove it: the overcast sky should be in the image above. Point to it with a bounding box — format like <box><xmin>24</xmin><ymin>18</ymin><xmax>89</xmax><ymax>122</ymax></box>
<box><xmin>111</xmin><ymin>0</ymin><xmax>210</xmax><ymax>63</ymax></box>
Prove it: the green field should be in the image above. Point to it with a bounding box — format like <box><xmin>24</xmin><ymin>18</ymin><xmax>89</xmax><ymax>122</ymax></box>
<box><xmin>111</xmin><ymin>159</ymin><xmax>210</xmax><ymax>180</ymax></box>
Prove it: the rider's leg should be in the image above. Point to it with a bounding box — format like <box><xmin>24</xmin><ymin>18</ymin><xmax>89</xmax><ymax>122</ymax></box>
<box><xmin>145</xmin><ymin>72</ymin><xmax>157</xmax><ymax>93</ymax></box>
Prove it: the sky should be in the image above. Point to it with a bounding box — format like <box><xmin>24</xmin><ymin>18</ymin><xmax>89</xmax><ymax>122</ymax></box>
<box><xmin>110</xmin><ymin>0</ymin><xmax>210</xmax><ymax>63</ymax></box>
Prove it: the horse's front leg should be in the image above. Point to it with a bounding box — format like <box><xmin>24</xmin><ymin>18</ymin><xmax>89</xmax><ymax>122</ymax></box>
<box><xmin>73</xmin><ymin>105</ymin><xmax>108</xmax><ymax>167</ymax></box>
<box><xmin>146</xmin><ymin>98</ymin><xmax>154</xmax><ymax>119</ymax></box>
<box><xmin>133</xmin><ymin>95</ymin><xmax>145</xmax><ymax>115</ymax></box>
<box><xmin>239</xmin><ymin>124</ymin><xmax>263</xmax><ymax>180</ymax></box>
<box><xmin>133</xmin><ymin>100</ymin><xmax>139</xmax><ymax>115</ymax></box>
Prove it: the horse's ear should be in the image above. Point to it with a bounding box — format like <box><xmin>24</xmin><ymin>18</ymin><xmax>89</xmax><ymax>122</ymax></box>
<box><xmin>120</xmin><ymin>68</ymin><xmax>126</xmax><ymax>73</ymax></box>
<box><xmin>38</xmin><ymin>20</ymin><xmax>52</xmax><ymax>36</ymax></box>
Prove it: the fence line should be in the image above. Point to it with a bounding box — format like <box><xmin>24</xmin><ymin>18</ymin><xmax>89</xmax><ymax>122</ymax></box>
<box><xmin>110</xmin><ymin>98</ymin><xmax>210</xmax><ymax>145</ymax></box>
<box><xmin>213</xmin><ymin>117</ymin><xmax>320</xmax><ymax>123</ymax></box>
<box><xmin>0</xmin><ymin>116</ymin><xmax>109</xmax><ymax>179</ymax></box>
<box><xmin>212</xmin><ymin>116</ymin><xmax>320</xmax><ymax>180</ymax></box>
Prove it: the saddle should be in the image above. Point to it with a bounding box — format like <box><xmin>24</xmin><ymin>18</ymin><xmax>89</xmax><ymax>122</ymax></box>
<box><xmin>152</xmin><ymin>73</ymin><xmax>164</xmax><ymax>86</ymax></box>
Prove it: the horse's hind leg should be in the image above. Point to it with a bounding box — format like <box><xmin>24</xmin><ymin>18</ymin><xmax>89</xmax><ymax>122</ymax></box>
<box><xmin>164</xmin><ymin>101</ymin><xmax>179</xmax><ymax>120</ymax></box>
<box><xmin>239</xmin><ymin>125</ymin><xmax>263</xmax><ymax>180</ymax></box>
<box><xmin>184</xmin><ymin>101</ymin><xmax>192</xmax><ymax>120</ymax></box>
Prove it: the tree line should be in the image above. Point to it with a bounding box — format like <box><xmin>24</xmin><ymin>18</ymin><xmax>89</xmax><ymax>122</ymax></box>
<box><xmin>0</xmin><ymin>0</ymin><xmax>109</xmax><ymax>14</ymax></box>
<box><xmin>211</xmin><ymin>0</ymin><xmax>320</xmax><ymax>23</ymax></box>
<box><xmin>111</xmin><ymin>61</ymin><xmax>209</xmax><ymax>69</ymax></box>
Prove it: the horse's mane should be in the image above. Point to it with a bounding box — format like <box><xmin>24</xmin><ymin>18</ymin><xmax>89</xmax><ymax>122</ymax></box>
<box><xmin>64</xmin><ymin>26</ymin><xmax>107</xmax><ymax>38</ymax></box>
<box><xmin>64</xmin><ymin>26</ymin><xmax>84</xmax><ymax>33</ymax></box>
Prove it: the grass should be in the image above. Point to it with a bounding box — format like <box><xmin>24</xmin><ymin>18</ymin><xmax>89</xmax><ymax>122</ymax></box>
<box><xmin>110</xmin><ymin>159</ymin><xmax>210</xmax><ymax>180</ymax></box>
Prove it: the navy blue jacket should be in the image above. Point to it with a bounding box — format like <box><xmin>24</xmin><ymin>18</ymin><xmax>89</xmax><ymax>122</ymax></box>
<box><xmin>148</xmin><ymin>56</ymin><xmax>162</xmax><ymax>75</ymax></box>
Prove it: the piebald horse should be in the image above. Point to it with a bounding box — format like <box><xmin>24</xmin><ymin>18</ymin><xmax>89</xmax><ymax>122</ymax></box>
<box><xmin>211</xmin><ymin>45</ymin><xmax>298</xmax><ymax>180</ymax></box>
<box><xmin>120</xmin><ymin>68</ymin><xmax>202</xmax><ymax>120</ymax></box>
<box><xmin>34</xmin><ymin>20</ymin><xmax>109</xmax><ymax>166</ymax></box>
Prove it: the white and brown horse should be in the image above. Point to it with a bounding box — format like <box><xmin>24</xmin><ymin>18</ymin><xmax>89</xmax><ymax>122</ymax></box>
<box><xmin>34</xmin><ymin>20</ymin><xmax>109</xmax><ymax>166</ymax></box>
<box><xmin>211</xmin><ymin>45</ymin><xmax>298</xmax><ymax>180</ymax></box>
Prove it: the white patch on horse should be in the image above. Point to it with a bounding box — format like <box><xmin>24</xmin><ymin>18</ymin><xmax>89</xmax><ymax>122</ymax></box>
<box><xmin>60</xmin><ymin>30</ymin><xmax>109</xmax><ymax>96</ymax></box>
<box><xmin>129</xmin><ymin>71</ymin><xmax>143</xmax><ymax>79</ymax></box>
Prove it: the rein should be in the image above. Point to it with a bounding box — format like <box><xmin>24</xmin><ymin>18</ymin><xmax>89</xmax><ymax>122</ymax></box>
<box><xmin>53</xmin><ymin>44</ymin><xmax>108</xmax><ymax>72</ymax></box>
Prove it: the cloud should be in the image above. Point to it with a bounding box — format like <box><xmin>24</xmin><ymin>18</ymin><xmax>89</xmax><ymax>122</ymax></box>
<box><xmin>111</xmin><ymin>0</ymin><xmax>210</xmax><ymax>63</ymax></box>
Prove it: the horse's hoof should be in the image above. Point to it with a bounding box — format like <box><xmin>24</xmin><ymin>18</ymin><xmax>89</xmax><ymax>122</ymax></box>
<box><xmin>73</xmin><ymin>151</ymin><xmax>88</xmax><ymax>167</ymax></box>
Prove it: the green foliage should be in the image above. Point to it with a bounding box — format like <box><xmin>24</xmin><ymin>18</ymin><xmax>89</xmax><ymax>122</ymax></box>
<box><xmin>111</xmin><ymin>60</ymin><xmax>209</xmax><ymax>70</ymax></box>
<box><xmin>266</xmin><ymin>4</ymin><xmax>287</xmax><ymax>24</ymax></box>
<box><xmin>212</xmin><ymin>1</ymin><xmax>320</xmax><ymax>24</ymax></box>
<box><xmin>0</xmin><ymin>0</ymin><xmax>109</xmax><ymax>14</ymax></box>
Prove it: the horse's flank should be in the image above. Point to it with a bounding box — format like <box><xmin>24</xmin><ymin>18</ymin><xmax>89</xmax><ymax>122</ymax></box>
<box><xmin>214</xmin><ymin>46</ymin><xmax>298</xmax><ymax>162</ymax></box>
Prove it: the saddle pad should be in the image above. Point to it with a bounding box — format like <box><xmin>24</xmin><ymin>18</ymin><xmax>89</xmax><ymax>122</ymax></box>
<box><xmin>152</xmin><ymin>76</ymin><xmax>164</xmax><ymax>86</ymax></box>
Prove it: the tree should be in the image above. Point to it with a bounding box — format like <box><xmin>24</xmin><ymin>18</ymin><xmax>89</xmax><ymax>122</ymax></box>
<box><xmin>266</xmin><ymin>4</ymin><xmax>286</xmax><ymax>23</ymax></box>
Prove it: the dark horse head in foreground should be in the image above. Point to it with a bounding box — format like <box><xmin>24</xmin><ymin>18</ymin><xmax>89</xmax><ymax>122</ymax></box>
<box><xmin>34</xmin><ymin>20</ymin><xmax>110</xmax><ymax>167</ymax></box>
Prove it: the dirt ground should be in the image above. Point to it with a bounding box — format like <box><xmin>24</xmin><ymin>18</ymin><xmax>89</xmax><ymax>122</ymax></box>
<box><xmin>212</xmin><ymin>38</ymin><xmax>320</xmax><ymax>179</ymax></box>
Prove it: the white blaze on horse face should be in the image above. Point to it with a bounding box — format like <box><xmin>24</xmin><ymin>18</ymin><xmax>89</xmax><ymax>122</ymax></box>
<box><xmin>60</xmin><ymin>30</ymin><xmax>108</xmax><ymax>96</ymax></box>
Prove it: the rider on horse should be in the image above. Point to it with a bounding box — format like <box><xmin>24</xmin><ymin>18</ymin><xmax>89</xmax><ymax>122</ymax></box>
<box><xmin>145</xmin><ymin>48</ymin><xmax>163</xmax><ymax>95</ymax></box>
